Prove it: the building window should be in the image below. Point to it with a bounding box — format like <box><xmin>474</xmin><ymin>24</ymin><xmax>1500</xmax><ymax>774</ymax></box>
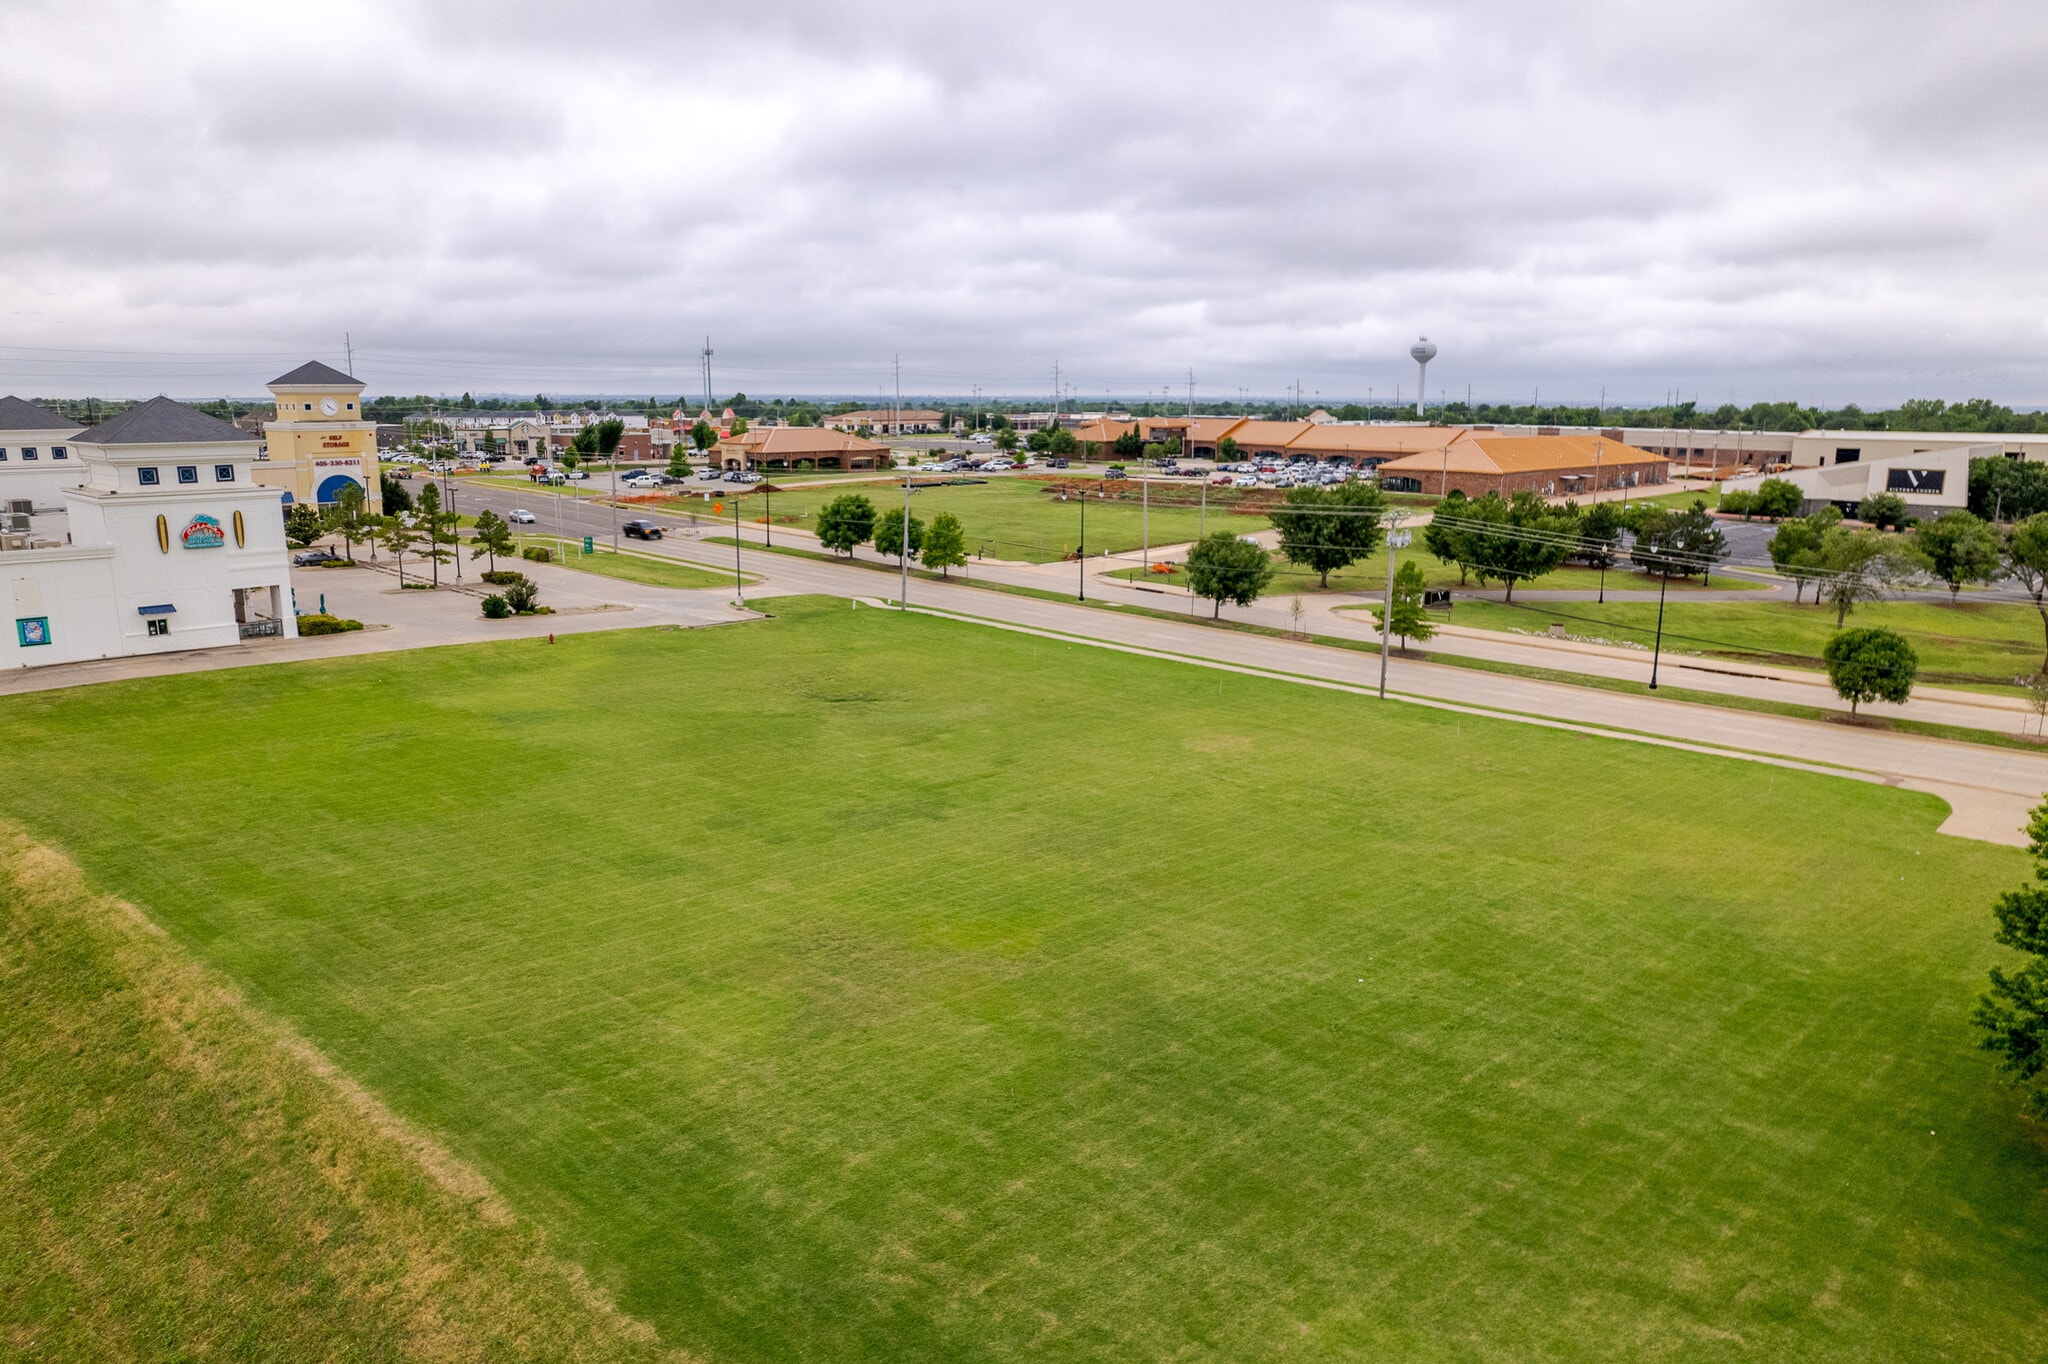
<box><xmin>51</xmin><ymin>447</ymin><xmax>67</xmax><ymax>460</ymax></box>
<box><xmin>214</xmin><ymin>464</ymin><xmax>234</xmax><ymax>482</ymax></box>
<box><xmin>138</xmin><ymin>466</ymin><xmax>160</xmax><ymax>485</ymax></box>
<box><xmin>346</xmin><ymin>402</ymin><xmax>355</xmax><ymax>410</ymax></box>
<box><xmin>20</xmin><ymin>448</ymin><xmax>36</xmax><ymax>460</ymax></box>
<box><xmin>1835</xmin><ymin>448</ymin><xmax>1861</xmax><ymax>464</ymax></box>
<box><xmin>0</xmin><ymin>449</ymin><xmax>8</xmax><ymax>460</ymax></box>
<box><xmin>304</xmin><ymin>403</ymin><xmax>313</xmax><ymax>411</ymax></box>
<box><xmin>16</xmin><ymin>617</ymin><xmax>50</xmax><ymax>647</ymax></box>
<box><xmin>177</xmin><ymin>465</ymin><xmax>198</xmax><ymax>484</ymax></box>
<box><xmin>147</xmin><ymin>618</ymin><xmax>170</xmax><ymax>637</ymax></box>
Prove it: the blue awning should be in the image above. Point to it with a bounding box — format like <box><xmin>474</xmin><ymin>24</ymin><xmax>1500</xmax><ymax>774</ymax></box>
<box><xmin>137</xmin><ymin>603</ymin><xmax>176</xmax><ymax>616</ymax></box>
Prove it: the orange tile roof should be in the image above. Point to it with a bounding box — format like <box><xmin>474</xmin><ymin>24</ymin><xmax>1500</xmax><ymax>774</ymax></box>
<box><xmin>1070</xmin><ymin>418</ymin><xmax>1137</xmax><ymax>444</ymax></box>
<box><xmin>1282</xmin><ymin>425</ymin><xmax>1470</xmax><ymax>456</ymax></box>
<box><xmin>1374</xmin><ymin>433</ymin><xmax>1667</xmax><ymax>476</ymax></box>
<box><xmin>1222</xmin><ymin>420</ymin><xmax>1316</xmax><ymax>448</ymax></box>
<box><xmin>730</xmin><ymin>427</ymin><xmax>889</xmax><ymax>455</ymax></box>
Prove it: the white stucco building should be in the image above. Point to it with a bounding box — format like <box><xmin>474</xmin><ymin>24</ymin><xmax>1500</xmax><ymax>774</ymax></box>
<box><xmin>2</xmin><ymin>396</ymin><xmax>297</xmax><ymax>669</ymax></box>
<box><xmin>1722</xmin><ymin>443</ymin><xmax>1976</xmax><ymax>518</ymax></box>
<box><xmin>0</xmin><ymin>396</ymin><xmax>89</xmax><ymax>509</ymax></box>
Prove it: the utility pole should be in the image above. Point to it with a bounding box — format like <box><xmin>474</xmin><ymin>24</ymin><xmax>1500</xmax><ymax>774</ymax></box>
<box><xmin>344</xmin><ymin>332</ymin><xmax>354</xmax><ymax>376</ymax></box>
<box><xmin>893</xmin><ymin>354</ymin><xmax>901</xmax><ymax>438</ymax></box>
<box><xmin>733</xmin><ymin>495</ymin><xmax>744</xmax><ymax>605</ymax></box>
<box><xmin>701</xmin><ymin>337</ymin><xmax>713</xmax><ymax>415</ymax></box>
<box><xmin>1077</xmin><ymin>492</ymin><xmax>1086</xmax><ymax>601</ymax></box>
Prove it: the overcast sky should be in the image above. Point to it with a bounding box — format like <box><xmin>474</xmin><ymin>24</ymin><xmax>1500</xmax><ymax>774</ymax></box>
<box><xmin>3</xmin><ymin>0</ymin><xmax>2045</xmax><ymax>407</ymax></box>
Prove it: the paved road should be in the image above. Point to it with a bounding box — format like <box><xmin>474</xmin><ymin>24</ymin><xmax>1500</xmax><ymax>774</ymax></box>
<box><xmin>446</xmin><ymin>481</ymin><xmax>2048</xmax><ymax>845</ymax></box>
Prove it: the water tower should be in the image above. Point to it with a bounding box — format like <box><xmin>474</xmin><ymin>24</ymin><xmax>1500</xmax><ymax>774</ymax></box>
<box><xmin>1409</xmin><ymin>337</ymin><xmax>1437</xmax><ymax>419</ymax></box>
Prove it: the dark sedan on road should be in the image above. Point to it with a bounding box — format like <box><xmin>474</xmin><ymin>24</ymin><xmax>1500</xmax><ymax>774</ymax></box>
<box><xmin>622</xmin><ymin>519</ymin><xmax>663</xmax><ymax>540</ymax></box>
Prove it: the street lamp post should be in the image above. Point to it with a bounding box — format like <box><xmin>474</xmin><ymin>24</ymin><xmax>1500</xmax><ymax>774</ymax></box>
<box><xmin>1649</xmin><ymin>568</ymin><xmax>1671</xmax><ymax>689</ymax></box>
<box><xmin>733</xmin><ymin>495</ymin><xmax>744</xmax><ymax>605</ymax></box>
<box><xmin>1379</xmin><ymin>515</ymin><xmax>1408</xmax><ymax>699</ymax></box>
<box><xmin>899</xmin><ymin>468</ymin><xmax>911</xmax><ymax>610</ymax></box>
<box><xmin>1077</xmin><ymin>491</ymin><xmax>1087</xmax><ymax>602</ymax></box>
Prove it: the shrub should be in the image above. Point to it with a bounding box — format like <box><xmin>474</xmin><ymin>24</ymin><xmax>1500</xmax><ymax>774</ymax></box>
<box><xmin>1753</xmin><ymin>477</ymin><xmax>1804</xmax><ymax>519</ymax></box>
<box><xmin>1718</xmin><ymin>488</ymin><xmax>1755</xmax><ymax>518</ymax></box>
<box><xmin>521</xmin><ymin>546</ymin><xmax>552</xmax><ymax>563</ymax></box>
<box><xmin>481</xmin><ymin>569</ymin><xmax>527</xmax><ymax>586</ymax></box>
<box><xmin>1858</xmin><ymin>491</ymin><xmax>1911</xmax><ymax>531</ymax></box>
<box><xmin>481</xmin><ymin>595</ymin><xmax>511</xmax><ymax>619</ymax></box>
<box><xmin>296</xmin><ymin>613</ymin><xmax>363</xmax><ymax>636</ymax></box>
<box><xmin>503</xmin><ymin>578</ymin><xmax>540</xmax><ymax>613</ymax></box>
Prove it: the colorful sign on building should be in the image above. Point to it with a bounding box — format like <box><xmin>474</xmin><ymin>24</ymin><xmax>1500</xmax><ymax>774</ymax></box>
<box><xmin>181</xmin><ymin>514</ymin><xmax>225</xmax><ymax>549</ymax></box>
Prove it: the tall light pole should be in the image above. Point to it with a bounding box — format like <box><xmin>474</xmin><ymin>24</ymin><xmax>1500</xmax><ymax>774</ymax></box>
<box><xmin>898</xmin><ymin>467</ymin><xmax>911</xmax><ymax>609</ymax></box>
<box><xmin>1378</xmin><ymin>514</ymin><xmax>1409</xmax><ymax>699</ymax></box>
<box><xmin>1410</xmin><ymin>337</ymin><xmax>1437</xmax><ymax>421</ymax></box>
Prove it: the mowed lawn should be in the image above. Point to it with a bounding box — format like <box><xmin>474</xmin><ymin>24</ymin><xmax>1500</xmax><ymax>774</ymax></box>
<box><xmin>1448</xmin><ymin>596</ymin><xmax>2048</xmax><ymax>688</ymax></box>
<box><xmin>3</xmin><ymin>598</ymin><xmax>2046</xmax><ymax>1360</ymax></box>
<box><xmin>663</xmin><ymin>477</ymin><xmax>1274</xmax><ymax>562</ymax></box>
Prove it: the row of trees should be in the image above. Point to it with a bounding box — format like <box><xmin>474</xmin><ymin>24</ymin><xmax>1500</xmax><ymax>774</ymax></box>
<box><xmin>1415</xmin><ymin>492</ymin><xmax>1730</xmax><ymax>600</ymax></box>
<box><xmin>285</xmin><ymin>483</ymin><xmax>531</xmax><ymax>589</ymax></box>
<box><xmin>811</xmin><ymin>494</ymin><xmax>970</xmax><ymax>575</ymax></box>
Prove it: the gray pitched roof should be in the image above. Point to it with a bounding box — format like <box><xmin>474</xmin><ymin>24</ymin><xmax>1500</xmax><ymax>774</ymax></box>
<box><xmin>79</xmin><ymin>396</ymin><xmax>256</xmax><ymax>446</ymax></box>
<box><xmin>0</xmin><ymin>395</ymin><xmax>78</xmax><ymax>432</ymax></box>
<box><xmin>269</xmin><ymin>359</ymin><xmax>361</xmax><ymax>387</ymax></box>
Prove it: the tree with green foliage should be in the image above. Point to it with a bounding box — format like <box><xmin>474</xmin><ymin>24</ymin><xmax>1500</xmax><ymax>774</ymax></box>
<box><xmin>730</xmin><ymin>417</ymin><xmax>749</xmax><ymax>437</ymax></box>
<box><xmin>284</xmin><ymin>502</ymin><xmax>324</xmax><ymax>549</ymax></box>
<box><xmin>374</xmin><ymin>514</ymin><xmax>419</xmax><ymax>586</ymax></box>
<box><xmin>1630</xmin><ymin>501</ymin><xmax>1729</xmax><ymax>584</ymax></box>
<box><xmin>815</xmin><ymin>493</ymin><xmax>877</xmax><ymax>555</ymax></box>
<box><xmin>1269</xmin><ymin>481</ymin><xmax>1387</xmax><ymax>586</ymax></box>
<box><xmin>690</xmin><ymin>419</ymin><xmax>717</xmax><ymax>453</ymax></box>
<box><xmin>470</xmin><ymin>508</ymin><xmax>515</xmax><ymax>573</ymax></box>
<box><xmin>1767</xmin><ymin>506</ymin><xmax>1842</xmax><ymax>603</ymax></box>
<box><xmin>2003</xmin><ymin>514</ymin><xmax>2048</xmax><ymax>672</ymax></box>
<box><xmin>1752</xmin><ymin>477</ymin><xmax>1803</xmax><ymax>519</ymax></box>
<box><xmin>1975</xmin><ymin>800</ymin><xmax>2048</xmax><ymax>1116</ymax></box>
<box><xmin>1813</xmin><ymin>525</ymin><xmax>1927</xmax><ymax>627</ymax></box>
<box><xmin>321</xmin><ymin>482</ymin><xmax>371</xmax><ymax>562</ymax></box>
<box><xmin>1112</xmin><ymin>428</ymin><xmax>1144</xmax><ymax>461</ymax></box>
<box><xmin>1422</xmin><ymin>489</ymin><xmax>1474</xmax><ymax>584</ymax></box>
<box><xmin>922</xmin><ymin>511</ymin><xmax>967</xmax><ymax>577</ymax></box>
<box><xmin>1970</xmin><ymin>456</ymin><xmax>2048</xmax><ymax>523</ymax></box>
<box><xmin>1568</xmin><ymin>501</ymin><xmax>1623</xmax><ymax>570</ymax></box>
<box><xmin>1185</xmin><ymin>532</ymin><xmax>1274</xmax><ymax>618</ymax></box>
<box><xmin>1858</xmin><ymin>491</ymin><xmax>1911</xmax><ymax>530</ymax></box>
<box><xmin>1822</xmin><ymin>626</ymin><xmax>1917</xmax><ymax>716</ymax></box>
<box><xmin>993</xmin><ymin>429</ymin><xmax>1018</xmax><ymax>451</ymax></box>
<box><xmin>1442</xmin><ymin>491</ymin><xmax>1575</xmax><ymax>601</ymax></box>
<box><xmin>873</xmin><ymin>510</ymin><xmax>925</xmax><ymax>563</ymax></box>
<box><xmin>667</xmin><ymin>445</ymin><xmax>690</xmax><ymax>480</ymax></box>
<box><xmin>1912</xmin><ymin>510</ymin><xmax>2001</xmax><ymax>604</ymax></box>
<box><xmin>414</xmin><ymin>482</ymin><xmax>456</xmax><ymax>587</ymax></box>
<box><xmin>1373</xmin><ymin>558</ymin><xmax>1436</xmax><ymax>649</ymax></box>
<box><xmin>1216</xmin><ymin>435</ymin><xmax>1239</xmax><ymax>464</ymax></box>
<box><xmin>1718</xmin><ymin>488</ymin><xmax>1755</xmax><ymax>519</ymax></box>
<box><xmin>380</xmin><ymin>472</ymin><xmax>412</xmax><ymax>514</ymax></box>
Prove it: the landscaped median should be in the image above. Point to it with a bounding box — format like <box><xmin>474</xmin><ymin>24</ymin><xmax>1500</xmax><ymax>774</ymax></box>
<box><xmin>508</xmin><ymin>533</ymin><xmax>754</xmax><ymax>591</ymax></box>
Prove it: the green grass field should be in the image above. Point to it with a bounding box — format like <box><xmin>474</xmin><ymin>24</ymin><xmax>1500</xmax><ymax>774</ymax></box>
<box><xmin>661</xmin><ymin>478</ymin><xmax>1276</xmax><ymax>562</ymax></box>
<box><xmin>1446</xmin><ymin>596</ymin><xmax>2048</xmax><ymax>688</ymax></box>
<box><xmin>3</xmin><ymin>600</ymin><xmax>2046</xmax><ymax>1359</ymax></box>
<box><xmin>507</xmin><ymin>535</ymin><xmax>745</xmax><ymax>591</ymax></box>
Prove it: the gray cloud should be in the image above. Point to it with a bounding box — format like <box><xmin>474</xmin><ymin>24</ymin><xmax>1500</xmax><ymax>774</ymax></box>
<box><xmin>2</xmin><ymin>0</ymin><xmax>2046</xmax><ymax>406</ymax></box>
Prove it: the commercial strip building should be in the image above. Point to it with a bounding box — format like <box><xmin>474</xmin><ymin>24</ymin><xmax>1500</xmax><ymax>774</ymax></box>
<box><xmin>712</xmin><ymin>426</ymin><xmax>891</xmax><ymax>471</ymax></box>
<box><xmin>826</xmin><ymin>408</ymin><xmax>946</xmax><ymax>435</ymax></box>
<box><xmin>1374</xmin><ymin>433</ymin><xmax>1668</xmax><ymax>497</ymax></box>
<box><xmin>3</xmin><ymin>397</ymin><xmax>296</xmax><ymax>669</ymax></box>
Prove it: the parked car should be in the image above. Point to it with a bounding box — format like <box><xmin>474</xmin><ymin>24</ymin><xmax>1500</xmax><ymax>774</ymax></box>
<box><xmin>622</xmin><ymin>519</ymin><xmax>663</xmax><ymax>540</ymax></box>
<box><xmin>567</xmin><ymin>468</ymin><xmax>589</xmax><ymax>480</ymax></box>
<box><xmin>697</xmin><ymin>468</ymin><xmax>723</xmax><ymax>480</ymax></box>
<box><xmin>736</xmin><ymin>471</ymin><xmax>763</xmax><ymax>484</ymax></box>
<box><xmin>292</xmin><ymin>549</ymin><xmax>347</xmax><ymax>567</ymax></box>
<box><xmin>970</xmin><ymin>432</ymin><xmax>994</xmax><ymax>444</ymax></box>
<box><xmin>622</xmin><ymin>474</ymin><xmax>660</xmax><ymax>489</ymax></box>
<box><xmin>508</xmin><ymin>508</ymin><xmax>537</xmax><ymax>524</ymax></box>
<box><xmin>984</xmin><ymin>458</ymin><xmax>1015</xmax><ymax>471</ymax></box>
<box><xmin>1232</xmin><ymin>475</ymin><xmax>1258</xmax><ymax>488</ymax></box>
<box><xmin>1048</xmin><ymin>457</ymin><xmax>1070</xmax><ymax>469</ymax></box>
